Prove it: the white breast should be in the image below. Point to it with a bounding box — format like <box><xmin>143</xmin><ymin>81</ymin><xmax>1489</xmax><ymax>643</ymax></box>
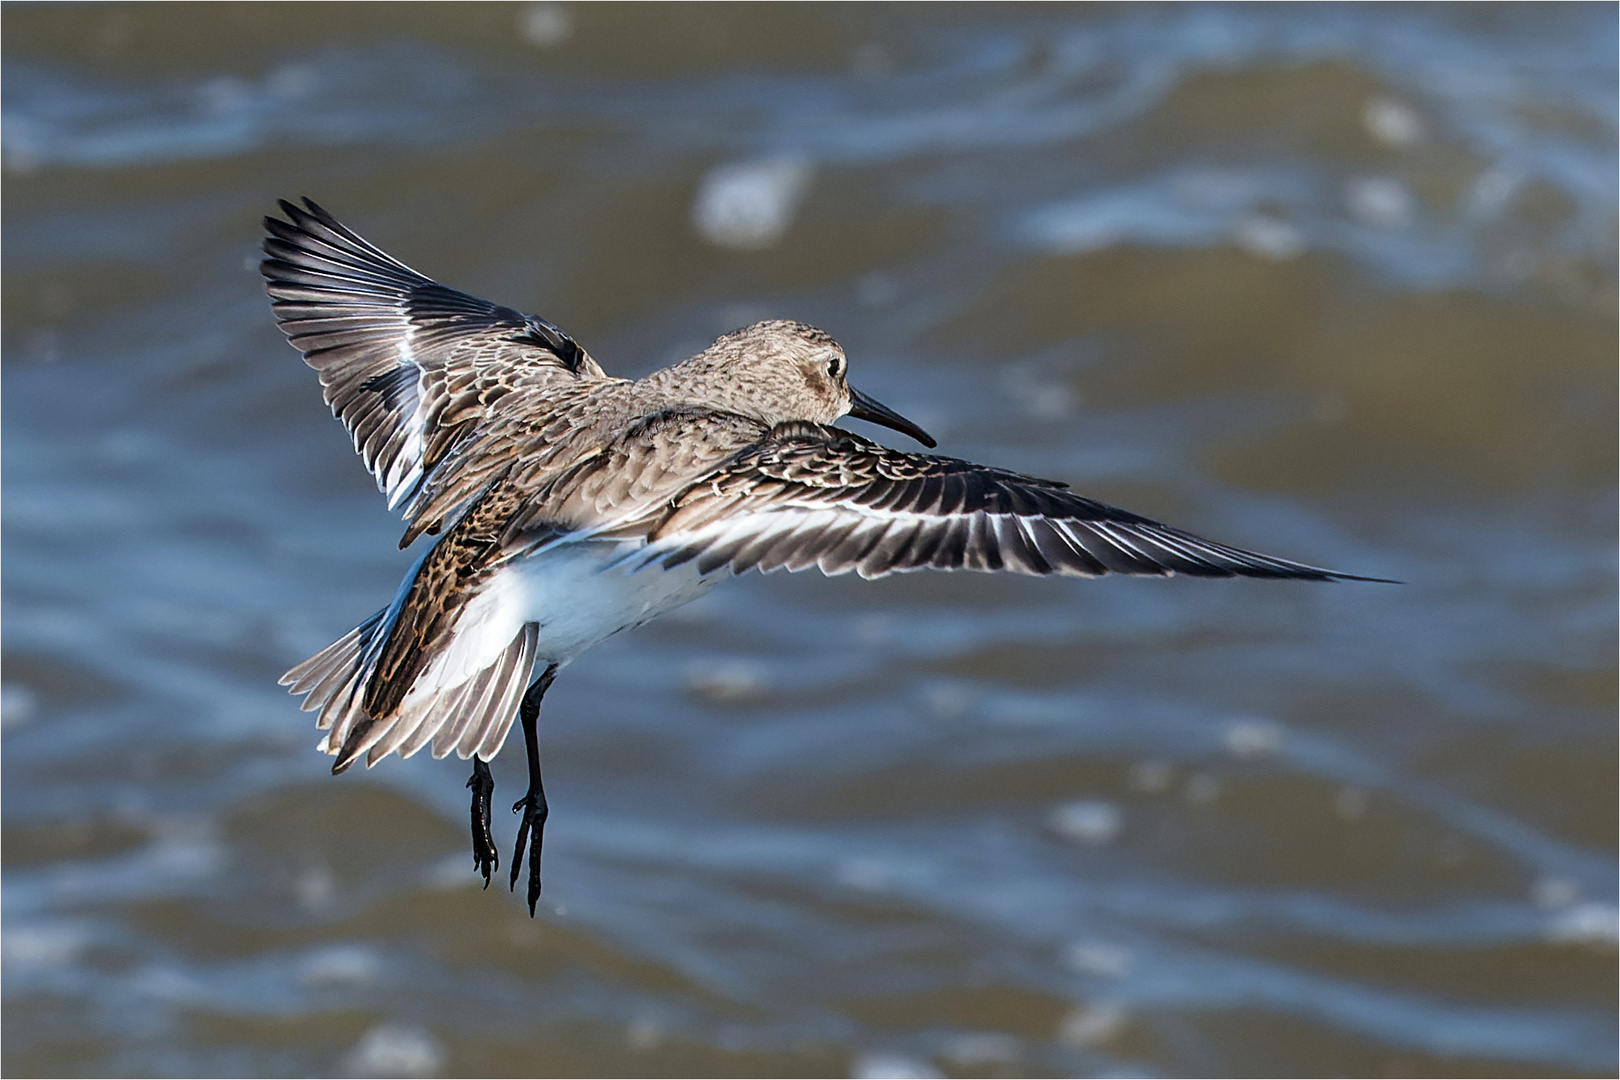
<box><xmin>400</xmin><ymin>539</ymin><xmax>718</xmax><ymax>710</ymax></box>
<box><xmin>514</xmin><ymin>539</ymin><xmax>719</xmax><ymax>663</ymax></box>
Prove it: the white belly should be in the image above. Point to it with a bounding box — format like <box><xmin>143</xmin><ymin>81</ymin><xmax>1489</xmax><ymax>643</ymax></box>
<box><xmin>413</xmin><ymin>540</ymin><xmax>717</xmax><ymax>692</ymax></box>
<box><xmin>515</xmin><ymin>539</ymin><xmax>719</xmax><ymax>662</ymax></box>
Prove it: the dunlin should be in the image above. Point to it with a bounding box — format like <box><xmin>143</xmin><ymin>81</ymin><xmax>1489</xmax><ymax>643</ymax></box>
<box><xmin>262</xmin><ymin>198</ymin><xmax>1388</xmax><ymax>913</ymax></box>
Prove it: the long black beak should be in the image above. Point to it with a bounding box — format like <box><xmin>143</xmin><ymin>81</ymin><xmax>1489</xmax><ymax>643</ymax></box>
<box><xmin>847</xmin><ymin>386</ymin><xmax>936</xmax><ymax>448</ymax></box>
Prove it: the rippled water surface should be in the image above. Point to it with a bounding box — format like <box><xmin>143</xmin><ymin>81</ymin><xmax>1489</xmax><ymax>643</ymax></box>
<box><xmin>4</xmin><ymin>5</ymin><xmax>1615</xmax><ymax>1077</ymax></box>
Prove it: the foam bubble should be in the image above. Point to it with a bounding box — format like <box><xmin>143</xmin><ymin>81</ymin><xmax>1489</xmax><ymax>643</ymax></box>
<box><xmin>299</xmin><ymin>944</ymin><xmax>381</xmax><ymax>987</ymax></box>
<box><xmin>850</xmin><ymin>1051</ymin><xmax>942</xmax><ymax>1079</ymax></box>
<box><xmin>1363</xmin><ymin>98</ymin><xmax>1425</xmax><ymax>148</ymax></box>
<box><xmin>693</xmin><ymin>157</ymin><xmax>813</xmax><ymax>250</ymax></box>
<box><xmin>518</xmin><ymin>3</ymin><xmax>572</xmax><ymax>47</ymax></box>
<box><xmin>344</xmin><ymin>1023</ymin><xmax>444</xmax><ymax>1079</ymax></box>
<box><xmin>1057</xmin><ymin>1001</ymin><xmax>1128</xmax><ymax>1047</ymax></box>
<box><xmin>1063</xmin><ymin>940</ymin><xmax>1135</xmax><ymax>978</ymax></box>
<box><xmin>1346</xmin><ymin>176</ymin><xmax>1415</xmax><ymax>228</ymax></box>
<box><xmin>1049</xmin><ymin>800</ymin><xmax>1123</xmax><ymax>845</ymax></box>
<box><xmin>1545</xmin><ymin>903</ymin><xmax>1619</xmax><ymax>946</ymax></box>
<box><xmin>1224</xmin><ymin>717</ymin><xmax>1286</xmax><ymax>757</ymax></box>
<box><xmin>939</xmin><ymin>1032</ymin><xmax>1020</xmax><ymax>1065</ymax></box>
<box><xmin>683</xmin><ymin>658</ymin><xmax>769</xmax><ymax>702</ymax></box>
<box><xmin>1</xmin><ymin>683</ymin><xmax>39</xmax><ymax>730</ymax></box>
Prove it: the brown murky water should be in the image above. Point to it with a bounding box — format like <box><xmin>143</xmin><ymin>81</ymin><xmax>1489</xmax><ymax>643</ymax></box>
<box><xmin>4</xmin><ymin>5</ymin><xmax>1615</xmax><ymax>1077</ymax></box>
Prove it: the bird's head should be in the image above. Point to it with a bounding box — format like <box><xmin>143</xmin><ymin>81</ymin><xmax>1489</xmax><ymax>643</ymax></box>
<box><xmin>678</xmin><ymin>320</ymin><xmax>936</xmax><ymax>447</ymax></box>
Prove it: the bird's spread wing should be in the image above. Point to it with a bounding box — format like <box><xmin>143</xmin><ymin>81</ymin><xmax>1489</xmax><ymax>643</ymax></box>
<box><xmin>627</xmin><ymin>422</ymin><xmax>1383</xmax><ymax>582</ymax></box>
<box><xmin>261</xmin><ymin>197</ymin><xmax>608</xmax><ymax>514</ymax></box>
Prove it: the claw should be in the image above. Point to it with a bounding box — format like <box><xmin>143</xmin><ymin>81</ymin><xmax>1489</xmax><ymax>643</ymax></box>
<box><xmin>509</xmin><ymin>791</ymin><xmax>548</xmax><ymax>916</ymax></box>
<box><xmin>467</xmin><ymin>757</ymin><xmax>498</xmax><ymax>887</ymax></box>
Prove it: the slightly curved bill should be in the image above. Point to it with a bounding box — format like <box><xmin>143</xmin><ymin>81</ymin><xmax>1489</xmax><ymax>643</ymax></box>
<box><xmin>848</xmin><ymin>386</ymin><xmax>936</xmax><ymax>448</ymax></box>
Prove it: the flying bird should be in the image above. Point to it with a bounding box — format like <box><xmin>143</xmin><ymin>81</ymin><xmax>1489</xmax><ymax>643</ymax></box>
<box><xmin>261</xmin><ymin>198</ymin><xmax>1389</xmax><ymax>914</ymax></box>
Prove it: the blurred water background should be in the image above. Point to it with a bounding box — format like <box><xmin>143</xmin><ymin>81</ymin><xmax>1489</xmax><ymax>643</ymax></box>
<box><xmin>3</xmin><ymin>4</ymin><xmax>1615</xmax><ymax>1077</ymax></box>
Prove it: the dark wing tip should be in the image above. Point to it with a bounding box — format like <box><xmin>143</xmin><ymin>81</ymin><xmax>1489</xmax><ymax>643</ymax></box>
<box><xmin>1219</xmin><ymin>559</ymin><xmax>1401</xmax><ymax>584</ymax></box>
<box><xmin>266</xmin><ymin>196</ymin><xmax>320</xmax><ymax>229</ymax></box>
<box><xmin>268</xmin><ymin>195</ymin><xmax>330</xmax><ymax>220</ymax></box>
<box><xmin>262</xmin><ymin>196</ymin><xmax>358</xmax><ymax>249</ymax></box>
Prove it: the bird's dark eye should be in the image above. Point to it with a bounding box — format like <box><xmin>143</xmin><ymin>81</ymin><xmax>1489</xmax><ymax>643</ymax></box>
<box><xmin>827</xmin><ymin>356</ymin><xmax>844</xmax><ymax>380</ymax></box>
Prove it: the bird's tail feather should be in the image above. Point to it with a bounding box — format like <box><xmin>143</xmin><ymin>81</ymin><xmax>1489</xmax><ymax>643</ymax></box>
<box><xmin>280</xmin><ymin>610</ymin><xmax>539</xmax><ymax>773</ymax></box>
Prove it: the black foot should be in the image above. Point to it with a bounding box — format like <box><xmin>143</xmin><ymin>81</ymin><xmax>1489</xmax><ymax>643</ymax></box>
<box><xmin>467</xmin><ymin>757</ymin><xmax>497</xmax><ymax>887</ymax></box>
<box><xmin>509</xmin><ymin>788</ymin><xmax>548</xmax><ymax>916</ymax></box>
<box><xmin>507</xmin><ymin>664</ymin><xmax>557</xmax><ymax>917</ymax></box>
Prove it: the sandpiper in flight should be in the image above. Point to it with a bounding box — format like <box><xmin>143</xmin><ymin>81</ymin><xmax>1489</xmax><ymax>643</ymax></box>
<box><xmin>262</xmin><ymin>198</ymin><xmax>1389</xmax><ymax>915</ymax></box>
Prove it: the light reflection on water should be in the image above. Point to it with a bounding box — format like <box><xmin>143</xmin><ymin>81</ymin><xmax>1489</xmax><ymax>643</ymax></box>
<box><xmin>4</xmin><ymin>4</ymin><xmax>1615</xmax><ymax>1077</ymax></box>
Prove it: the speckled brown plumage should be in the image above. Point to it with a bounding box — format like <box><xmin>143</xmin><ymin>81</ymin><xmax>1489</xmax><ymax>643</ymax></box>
<box><xmin>264</xmin><ymin>196</ymin><xmax>1386</xmax><ymax>776</ymax></box>
<box><xmin>262</xmin><ymin>198</ymin><xmax>1390</xmax><ymax>910</ymax></box>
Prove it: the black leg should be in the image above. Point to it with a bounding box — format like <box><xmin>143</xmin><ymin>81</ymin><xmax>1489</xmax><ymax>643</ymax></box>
<box><xmin>510</xmin><ymin>664</ymin><xmax>558</xmax><ymax>916</ymax></box>
<box><xmin>467</xmin><ymin>756</ymin><xmax>497</xmax><ymax>887</ymax></box>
